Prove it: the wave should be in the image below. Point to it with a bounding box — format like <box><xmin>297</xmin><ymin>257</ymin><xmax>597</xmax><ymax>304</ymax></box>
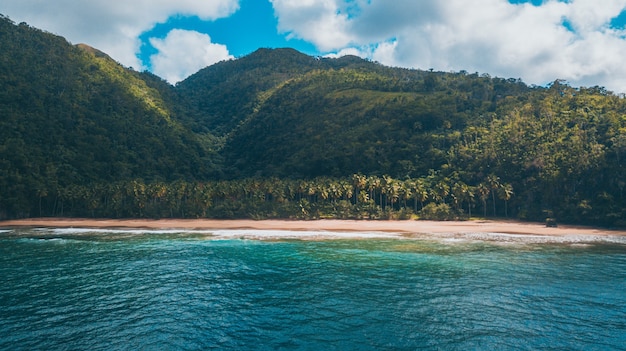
<box><xmin>2</xmin><ymin>231</ymin><xmax>624</xmax><ymax>350</ymax></box>
<box><xmin>409</xmin><ymin>232</ymin><xmax>626</xmax><ymax>245</ymax></box>
<box><xmin>16</xmin><ymin>237</ymin><xmax>86</xmax><ymax>244</ymax></box>
<box><xmin>33</xmin><ymin>227</ymin><xmax>216</xmax><ymax>236</ymax></box>
<box><xmin>25</xmin><ymin>227</ymin><xmax>402</xmax><ymax>240</ymax></box>
<box><xmin>5</xmin><ymin>227</ymin><xmax>626</xmax><ymax>245</ymax></box>
<box><xmin>208</xmin><ymin>229</ymin><xmax>403</xmax><ymax>240</ymax></box>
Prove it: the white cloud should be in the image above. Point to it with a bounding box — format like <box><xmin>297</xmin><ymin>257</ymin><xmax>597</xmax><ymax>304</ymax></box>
<box><xmin>270</xmin><ymin>0</ymin><xmax>354</xmax><ymax>50</ymax></box>
<box><xmin>272</xmin><ymin>0</ymin><xmax>626</xmax><ymax>93</ymax></box>
<box><xmin>323</xmin><ymin>40</ymin><xmax>398</xmax><ymax>65</ymax></box>
<box><xmin>566</xmin><ymin>0</ymin><xmax>626</xmax><ymax>32</ymax></box>
<box><xmin>0</xmin><ymin>0</ymin><xmax>239</xmax><ymax>69</ymax></box>
<box><xmin>4</xmin><ymin>0</ymin><xmax>626</xmax><ymax>92</ymax></box>
<box><xmin>150</xmin><ymin>29</ymin><xmax>233</xmax><ymax>84</ymax></box>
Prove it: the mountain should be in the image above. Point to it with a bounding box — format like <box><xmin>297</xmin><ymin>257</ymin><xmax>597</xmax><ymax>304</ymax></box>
<box><xmin>219</xmin><ymin>57</ymin><xmax>528</xmax><ymax>178</ymax></box>
<box><xmin>2</xmin><ymin>15</ymin><xmax>626</xmax><ymax>226</ymax></box>
<box><xmin>176</xmin><ymin>48</ymin><xmax>320</xmax><ymax>136</ymax></box>
<box><xmin>177</xmin><ymin>48</ymin><xmax>529</xmax><ymax>179</ymax></box>
<box><xmin>0</xmin><ymin>15</ymin><xmax>218</xmax><ymax>216</ymax></box>
<box><xmin>178</xmin><ymin>48</ymin><xmax>626</xmax><ymax>225</ymax></box>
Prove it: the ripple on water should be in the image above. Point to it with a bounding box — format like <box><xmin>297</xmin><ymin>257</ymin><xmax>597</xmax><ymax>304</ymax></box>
<box><xmin>0</xmin><ymin>230</ymin><xmax>624</xmax><ymax>350</ymax></box>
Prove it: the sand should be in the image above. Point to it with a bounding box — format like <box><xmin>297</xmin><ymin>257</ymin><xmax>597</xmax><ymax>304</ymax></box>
<box><xmin>1</xmin><ymin>218</ymin><xmax>625</xmax><ymax>237</ymax></box>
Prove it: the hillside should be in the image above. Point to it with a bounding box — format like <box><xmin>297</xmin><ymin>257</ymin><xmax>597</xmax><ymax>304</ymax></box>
<box><xmin>172</xmin><ymin>47</ymin><xmax>532</xmax><ymax>179</ymax></box>
<box><xmin>180</xmin><ymin>50</ymin><xmax>626</xmax><ymax>225</ymax></box>
<box><xmin>2</xmin><ymin>15</ymin><xmax>626</xmax><ymax>226</ymax></box>
<box><xmin>221</xmin><ymin>62</ymin><xmax>528</xmax><ymax>178</ymax></box>
<box><xmin>0</xmin><ymin>15</ymin><xmax>218</xmax><ymax>217</ymax></box>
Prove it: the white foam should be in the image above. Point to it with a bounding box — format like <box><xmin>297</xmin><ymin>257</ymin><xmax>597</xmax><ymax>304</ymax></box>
<box><xmin>28</xmin><ymin>227</ymin><xmax>402</xmax><ymax>240</ymax></box>
<box><xmin>37</xmin><ymin>227</ymin><xmax>216</xmax><ymax>235</ymax></box>
<box><xmin>208</xmin><ymin>229</ymin><xmax>403</xmax><ymax>240</ymax></box>
<box><xmin>412</xmin><ymin>231</ymin><xmax>626</xmax><ymax>244</ymax></box>
<box><xmin>9</xmin><ymin>227</ymin><xmax>626</xmax><ymax>244</ymax></box>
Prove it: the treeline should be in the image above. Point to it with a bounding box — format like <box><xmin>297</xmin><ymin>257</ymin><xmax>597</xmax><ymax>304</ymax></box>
<box><xmin>27</xmin><ymin>174</ymin><xmax>513</xmax><ymax>221</ymax></box>
<box><xmin>0</xmin><ymin>15</ymin><xmax>217</xmax><ymax>219</ymax></box>
<box><xmin>3</xmin><ymin>15</ymin><xmax>626</xmax><ymax>227</ymax></box>
<box><xmin>221</xmin><ymin>72</ymin><xmax>626</xmax><ymax>227</ymax></box>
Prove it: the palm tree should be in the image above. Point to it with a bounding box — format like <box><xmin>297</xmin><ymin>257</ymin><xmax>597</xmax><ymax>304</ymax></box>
<box><xmin>433</xmin><ymin>179</ymin><xmax>450</xmax><ymax>205</ymax></box>
<box><xmin>400</xmin><ymin>180</ymin><xmax>412</xmax><ymax>210</ymax></box>
<box><xmin>36</xmin><ymin>187</ymin><xmax>48</xmax><ymax>217</ymax></box>
<box><xmin>197</xmin><ymin>182</ymin><xmax>213</xmax><ymax>217</ymax></box>
<box><xmin>305</xmin><ymin>180</ymin><xmax>317</xmax><ymax>202</ymax></box>
<box><xmin>169</xmin><ymin>180</ymin><xmax>188</xmax><ymax>217</ymax></box>
<box><xmin>487</xmin><ymin>175</ymin><xmax>501</xmax><ymax>216</ymax></box>
<box><xmin>129</xmin><ymin>180</ymin><xmax>147</xmax><ymax>217</ymax></box>
<box><xmin>383</xmin><ymin>175</ymin><xmax>400</xmax><ymax>209</ymax></box>
<box><xmin>317</xmin><ymin>178</ymin><xmax>331</xmax><ymax>202</ymax></box>
<box><xmin>464</xmin><ymin>184</ymin><xmax>475</xmax><ymax>218</ymax></box>
<box><xmin>340</xmin><ymin>179</ymin><xmax>353</xmax><ymax>202</ymax></box>
<box><xmin>498</xmin><ymin>183</ymin><xmax>514</xmax><ymax>217</ymax></box>
<box><xmin>451</xmin><ymin>182</ymin><xmax>464</xmax><ymax>212</ymax></box>
<box><xmin>412</xmin><ymin>178</ymin><xmax>428</xmax><ymax>211</ymax></box>
<box><xmin>367</xmin><ymin>176</ymin><xmax>382</xmax><ymax>208</ymax></box>
<box><xmin>269</xmin><ymin>177</ymin><xmax>287</xmax><ymax>203</ymax></box>
<box><xmin>351</xmin><ymin>173</ymin><xmax>367</xmax><ymax>204</ymax></box>
<box><xmin>476</xmin><ymin>183</ymin><xmax>490</xmax><ymax>217</ymax></box>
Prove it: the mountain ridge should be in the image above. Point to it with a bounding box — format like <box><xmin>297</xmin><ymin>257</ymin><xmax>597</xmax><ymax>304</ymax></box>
<box><xmin>2</xmin><ymin>14</ymin><xmax>626</xmax><ymax>226</ymax></box>
<box><xmin>0</xmin><ymin>15</ymin><xmax>218</xmax><ymax>216</ymax></box>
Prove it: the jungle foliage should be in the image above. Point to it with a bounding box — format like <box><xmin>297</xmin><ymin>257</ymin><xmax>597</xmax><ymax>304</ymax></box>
<box><xmin>2</xmin><ymin>15</ymin><xmax>626</xmax><ymax>226</ymax></box>
<box><xmin>0</xmin><ymin>15</ymin><xmax>219</xmax><ymax>217</ymax></box>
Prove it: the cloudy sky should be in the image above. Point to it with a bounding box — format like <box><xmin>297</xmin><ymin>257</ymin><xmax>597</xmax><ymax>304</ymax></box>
<box><xmin>2</xmin><ymin>0</ymin><xmax>626</xmax><ymax>92</ymax></box>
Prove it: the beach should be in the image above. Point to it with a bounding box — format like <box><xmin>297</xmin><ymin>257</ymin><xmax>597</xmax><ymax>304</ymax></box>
<box><xmin>1</xmin><ymin>218</ymin><xmax>625</xmax><ymax>238</ymax></box>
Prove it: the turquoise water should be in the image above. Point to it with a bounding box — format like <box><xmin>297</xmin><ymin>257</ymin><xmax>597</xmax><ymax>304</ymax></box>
<box><xmin>0</xmin><ymin>229</ymin><xmax>625</xmax><ymax>350</ymax></box>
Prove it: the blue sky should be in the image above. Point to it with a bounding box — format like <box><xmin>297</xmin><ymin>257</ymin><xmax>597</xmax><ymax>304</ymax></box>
<box><xmin>137</xmin><ymin>0</ymin><xmax>318</xmax><ymax>69</ymax></box>
<box><xmin>3</xmin><ymin>0</ymin><xmax>626</xmax><ymax>92</ymax></box>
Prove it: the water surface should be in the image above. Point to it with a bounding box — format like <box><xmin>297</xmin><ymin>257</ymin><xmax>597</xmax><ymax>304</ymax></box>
<box><xmin>1</xmin><ymin>228</ymin><xmax>625</xmax><ymax>350</ymax></box>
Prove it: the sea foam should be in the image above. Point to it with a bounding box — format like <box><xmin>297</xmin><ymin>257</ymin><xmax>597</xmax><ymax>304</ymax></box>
<box><xmin>5</xmin><ymin>227</ymin><xmax>626</xmax><ymax>245</ymax></box>
<box><xmin>410</xmin><ymin>231</ymin><xmax>626</xmax><ymax>244</ymax></box>
<box><xmin>208</xmin><ymin>229</ymin><xmax>403</xmax><ymax>240</ymax></box>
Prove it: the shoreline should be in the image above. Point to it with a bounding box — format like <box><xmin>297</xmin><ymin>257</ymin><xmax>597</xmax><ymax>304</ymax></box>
<box><xmin>1</xmin><ymin>217</ymin><xmax>625</xmax><ymax>237</ymax></box>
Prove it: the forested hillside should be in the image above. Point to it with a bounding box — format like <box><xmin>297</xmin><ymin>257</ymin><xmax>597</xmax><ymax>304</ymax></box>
<box><xmin>2</xmin><ymin>15</ymin><xmax>626</xmax><ymax>226</ymax></box>
<box><xmin>222</xmin><ymin>62</ymin><xmax>528</xmax><ymax>178</ymax></box>
<box><xmin>0</xmin><ymin>15</ymin><xmax>217</xmax><ymax>217</ymax></box>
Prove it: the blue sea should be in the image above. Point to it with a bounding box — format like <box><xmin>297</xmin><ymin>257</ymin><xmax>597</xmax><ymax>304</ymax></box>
<box><xmin>0</xmin><ymin>228</ymin><xmax>625</xmax><ymax>350</ymax></box>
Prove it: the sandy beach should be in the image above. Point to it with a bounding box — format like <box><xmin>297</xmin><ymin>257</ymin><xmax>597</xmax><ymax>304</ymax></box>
<box><xmin>1</xmin><ymin>218</ymin><xmax>625</xmax><ymax>238</ymax></box>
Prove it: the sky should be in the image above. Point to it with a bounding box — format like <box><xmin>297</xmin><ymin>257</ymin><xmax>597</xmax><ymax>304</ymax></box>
<box><xmin>2</xmin><ymin>0</ymin><xmax>626</xmax><ymax>92</ymax></box>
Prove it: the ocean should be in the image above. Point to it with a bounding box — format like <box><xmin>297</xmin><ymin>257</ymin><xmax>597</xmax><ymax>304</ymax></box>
<box><xmin>1</xmin><ymin>228</ymin><xmax>625</xmax><ymax>350</ymax></box>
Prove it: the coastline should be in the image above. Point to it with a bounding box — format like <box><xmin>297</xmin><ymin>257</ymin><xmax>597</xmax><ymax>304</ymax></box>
<box><xmin>1</xmin><ymin>217</ymin><xmax>625</xmax><ymax>237</ymax></box>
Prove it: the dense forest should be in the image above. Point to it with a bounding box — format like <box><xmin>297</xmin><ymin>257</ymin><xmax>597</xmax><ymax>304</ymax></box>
<box><xmin>2</xmin><ymin>15</ymin><xmax>626</xmax><ymax>227</ymax></box>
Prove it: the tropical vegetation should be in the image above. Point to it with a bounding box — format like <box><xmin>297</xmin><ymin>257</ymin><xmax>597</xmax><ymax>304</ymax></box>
<box><xmin>2</xmin><ymin>14</ymin><xmax>626</xmax><ymax>227</ymax></box>
<box><xmin>30</xmin><ymin>174</ymin><xmax>512</xmax><ymax>221</ymax></box>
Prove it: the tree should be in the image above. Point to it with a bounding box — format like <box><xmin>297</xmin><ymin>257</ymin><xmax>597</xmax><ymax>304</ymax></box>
<box><xmin>498</xmin><ymin>183</ymin><xmax>514</xmax><ymax>217</ymax></box>
<box><xmin>464</xmin><ymin>184</ymin><xmax>475</xmax><ymax>218</ymax></box>
<box><xmin>432</xmin><ymin>179</ymin><xmax>450</xmax><ymax>205</ymax></box>
<box><xmin>476</xmin><ymin>183</ymin><xmax>490</xmax><ymax>217</ymax></box>
<box><xmin>383</xmin><ymin>175</ymin><xmax>400</xmax><ymax>209</ymax></box>
<box><xmin>351</xmin><ymin>173</ymin><xmax>367</xmax><ymax>204</ymax></box>
<box><xmin>487</xmin><ymin>175</ymin><xmax>500</xmax><ymax>216</ymax></box>
<box><xmin>399</xmin><ymin>180</ymin><xmax>412</xmax><ymax>210</ymax></box>
<box><xmin>412</xmin><ymin>178</ymin><xmax>429</xmax><ymax>211</ymax></box>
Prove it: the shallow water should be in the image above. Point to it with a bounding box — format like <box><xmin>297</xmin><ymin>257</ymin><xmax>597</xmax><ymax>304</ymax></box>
<box><xmin>1</xmin><ymin>228</ymin><xmax>625</xmax><ymax>350</ymax></box>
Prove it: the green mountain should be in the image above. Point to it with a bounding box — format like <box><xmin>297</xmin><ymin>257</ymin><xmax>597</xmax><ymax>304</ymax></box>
<box><xmin>219</xmin><ymin>59</ymin><xmax>525</xmax><ymax>178</ymax></box>
<box><xmin>2</xmin><ymin>15</ymin><xmax>626</xmax><ymax>226</ymax></box>
<box><xmin>0</xmin><ymin>15</ymin><xmax>218</xmax><ymax>216</ymax></box>
<box><xmin>178</xmin><ymin>48</ymin><xmax>525</xmax><ymax>178</ymax></box>
<box><xmin>180</xmin><ymin>48</ymin><xmax>626</xmax><ymax>225</ymax></box>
